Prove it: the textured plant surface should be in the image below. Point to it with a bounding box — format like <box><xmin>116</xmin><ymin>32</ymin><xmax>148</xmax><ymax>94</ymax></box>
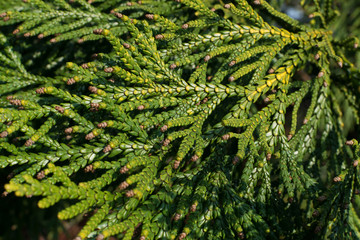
<box><xmin>1</xmin><ymin>0</ymin><xmax>360</xmax><ymax>239</ymax></box>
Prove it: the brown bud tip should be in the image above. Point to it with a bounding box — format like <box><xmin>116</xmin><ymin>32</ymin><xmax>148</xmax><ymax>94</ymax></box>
<box><xmin>50</xmin><ymin>38</ymin><xmax>57</xmax><ymax>43</ymax></box>
<box><xmin>303</xmin><ymin>118</ymin><xmax>308</xmax><ymax>124</ymax></box>
<box><xmin>90</xmin><ymin>103</ymin><xmax>100</xmax><ymax>111</ymax></box>
<box><xmin>173</xmin><ymin>160</ymin><xmax>181</xmax><ymax>169</ymax></box>
<box><xmin>287</xmin><ymin>134</ymin><xmax>293</xmax><ymax>141</ymax></box>
<box><xmin>0</xmin><ymin>131</ymin><xmax>8</xmax><ymax>138</ymax></box>
<box><xmin>84</xmin><ymin>164</ymin><xmax>94</xmax><ymax>173</ymax></box>
<box><xmin>228</xmin><ymin>76</ymin><xmax>235</xmax><ymax>82</ymax></box>
<box><xmin>25</xmin><ymin>139</ymin><xmax>35</xmax><ymax>147</ymax></box>
<box><xmin>337</xmin><ymin>61</ymin><xmax>343</xmax><ymax>68</ymax></box>
<box><xmin>123</xmin><ymin>42</ymin><xmax>131</xmax><ymax>49</ymax></box>
<box><xmin>81</xmin><ymin>63</ymin><xmax>89</xmax><ymax>69</ymax></box>
<box><xmin>65</xmin><ymin>127</ymin><xmax>73</xmax><ymax>135</ymax></box>
<box><xmin>97</xmin><ymin>122</ymin><xmax>108</xmax><ymax>128</ymax></box>
<box><xmin>354</xmin><ymin>160</ymin><xmax>359</xmax><ymax>167</ymax></box>
<box><xmin>88</xmin><ymin>86</ymin><xmax>98</xmax><ymax>93</ymax></box>
<box><xmin>224</xmin><ymin>4</ymin><xmax>231</xmax><ymax>9</ymax></box>
<box><xmin>160</xmin><ymin>125</ymin><xmax>168</xmax><ymax>132</ymax></box>
<box><xmin>253</xmin><ymin>0</ymin><xmax>261</xmax><ymax>5</ymax></box>
<box><xmin>317</xmin><ymin>71</ymin><xmax>324</xmax><ymax>78</ymax></box>
<box><xmin>333</xmin><ymin>176</ymin><xmax>341</xmax><ymax>182</ymax></box>
<box><xmin>9</xmin><ymin>99</ymin><xmax>22</xmax><ymax>106</ymax></box>
<box><xmin>103</xmin><ymin>144</ymin><xmax>112</xmax><ymax>153</ymax></box>
<box><xmin>162</xmin><ymin>138</ymin><xmax>171</xmax><ymax>146</ymax></box>
<box><xmin>314</xmin><ymin>53</ymin><xmax>320</xmax><ymax>60</ymax></box>
<box><xmin>354</xmin><ymin>43</ymin><xmax>358</xmax><ymax>49</ymax></box>
<box><xmin>93</xmin><ymin>29</ymin><xmax>103</xmax><ymax>35</ymax></box>
<box><xmin>119</xmin><ymin>181</ymin><xmax>130</xmax><ymax>190</ymax></box>
<box><xmin>191</xmin><ymin>155</ymin><xmax>199</xmax><ymax>162</ymax></box>
<box><xmin>169</xmin><ymin>63</ymin><xmax>177</xmax><ymax>69</ymax></box>
<box><xmin>173</xmin><ymin>213</ymin><xmax>181</xmax><ymax>221</ymax></box>
<box><xmin>207</xmin><ymin>76</ymin><xmax>213</xmax><ymax>81</ymax></box>
<box><xmin>120</xmin><ymin>166</ymin><xmax>129</xmax><ymax>174</ymax></box>
<box><xmin>145</xmin><ymin>14</ymin><xmax>154</xmax><ymax>19</ymax></box>
<box><xmin>229</xmin><ymin>60</ymin><xmax>236</xmax><ymax>67</ymax></box>
<box><xmin>179</xmin><ymin>233</ymin><xmax>187</xmax><ymax>240</ymax></box>
<box><xmin>85</xmin><ymin>132</ymin><xmax>95</xmax><ymax>140</ymax></box>
<box><xmin>126</xmin><ymin>190</ymin><xmax>135</xmax><ymax>197</ymax></box>
<box><xmin>67</xmin><ymin>78</ymin><xmax>75</xmax><ymax>85</ymax></box>
<box><xmin>137</xmin><ymin>105</ymin><xmax>145</xmax><ymax>110</ymax></box>
<box><xmin>181</xmin><ymin>23</ymin><xmax>189</xmax><ymax>29</ymax></box>
<box><xmin>155</xmin><ymin>34</ymin><xmax>164</xmax><ymax>40</ymax></box>
<box><xmin>266</xmin><ymin>153</ymin><xmax>271</xmax><ymax>160</ymax></box>
<box><xmin>268</xmin><ymin>68</ymin><xmax>275</xmax><ymax>74</ymax></box>
<box><xmin>222</xmin><ymin>134</ymin><xmax>230</xmax><ymax>140</ymax></box>
<box><xmin>346</xmin><ymin>140</ymin><xmax>354</xmax><ymax>146</ymax></box>
<box><xmin>204</xmin><ymin>55</ymin><xmax>211</xmax><ymax>62</ymax></box>
<box><xmin>36</xmin><ymin>87</ymin><xmax>45</xmax><ymax>94</ymax></box>
<box><xmin>96</xmin><ymin>234</ymin><xmax>104</xmax><ymax>240</ymax></box>
<box><xmin>13</xmin><ymin>29</ymin><xmax>20</xmax><ymax>34</ymax></box>
<box><xmin>104</xmin><ymin>67</ymin><xmax>114</xmax><ymax>73</ymax></box>
<box><xmin>114</xmin><ymin>12</ymin><xmax>123</xmax><ymax>19</ymax></box>
<box><xmin>91</xmin><ymin>53</ymin><xmax>98</xmax><ymax>59</ymax></box>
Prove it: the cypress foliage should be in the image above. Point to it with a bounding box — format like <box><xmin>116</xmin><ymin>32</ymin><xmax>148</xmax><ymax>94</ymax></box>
<box><xmin>0</xmin><ymin>0</ymin><xmax>360</xmax><ymax>239</ymax></box>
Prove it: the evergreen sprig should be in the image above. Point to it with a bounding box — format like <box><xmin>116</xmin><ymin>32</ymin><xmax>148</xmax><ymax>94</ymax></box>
<box><xmin>1</xmin><ymin>0</ymin><xmax>360</xmax><ymax>239</ymax></box>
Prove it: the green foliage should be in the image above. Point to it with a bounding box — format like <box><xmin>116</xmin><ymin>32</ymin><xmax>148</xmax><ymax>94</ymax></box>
<box><xmin>0</xmin><ymin>0</ymin><xmax>360</xmax><ymax>239</ymax></box>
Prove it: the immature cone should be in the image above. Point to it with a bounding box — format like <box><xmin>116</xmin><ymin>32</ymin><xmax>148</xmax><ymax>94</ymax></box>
<box><xmin>96</xmin><ymin>234</ymin><xmax>104</xmax><ymax>240</ymax></box>
<box><xmin>160</xmin><ymin>125</ymin><xmax>168</xmax><ymax>132</ymax></box>
<box><xmin>93</xmin><ymin>29</ymin><xmax>103</xmax><ymax>35</ymax></box>
<box><xmin>97</xmin><ymin>122</ymin><xmax>108</xmax><ymax>128</ymax></box>
<box><xmin>173</xmin><ymin>213</ymin><xmax>181</xmax><ymax>221</ymax></box>
<box><xmin>173</xmin><ymin>160</ymin><xmax>181</xmax><ymax>169</ymax></box>
<box><xmin>65</xmin><ymin>127</ymin><xmax>73</xmax><ymax>135</ymax></box>
<box><xmin>191</xmin><ymin>155</ymin><xmax>199</xmax><ymax>162</ymax></box>
<box><xmin>229</xmin><ymin>60</ymin><xmax>236</xmax><ymax>66</ymax></box>
<box><xmin>84</xmin><ymin>164</ymin><xmax>94</xmax><ymax>173</ymax></box>
<box><xmin>55</xmin><ymin>106</ymin><xmax>65</xmax><ymax>113</ymax></box>
<box><xmin>181</xmin><ymin>24</ymin><xmax>189</xmax><ymax>29</ymax></box>
<box><xmin>354</xmin><ymin>160</ymin><xmax>359</xmax><ymax>167</ymax></box>
<box><xmin>37</xmin><ymin>171</ymin><xmax>45</xmax><ymax>180</ymax></box>
<box><xmin>23</xmin><ymin>32</ymin><xmax>31</xmax><ymax>37</ymax></box>
<box><xmin>114</xmin><ymin>12</ymin><xmax>123</xmax><ymax>19</ymax></box>
<box><xmin>0</xmin><ymin>131</ymin><xmax>9</xmax><ymax>138</ymax></box>
<box><xmin>103</xmin><ymin>144</ymin><xmax>112</xmax><ymax>153</ymax></box>
<box><xmin>103</xmin><ymin>67</ymin><xmax>114</xmax><ymax>73</ymax></box>
<box><xmin>25</xmin><ymin>139</ymin><xmax>35</xmax><ymax>147</ymax></box>
<box><xmin>88</xmin><ymin>86</ymin><xmax>98</xmax><ymax>94</ymax></box>
<box><xmin>312</xmin><ymin>210</ymin><xmax>320</xmax><ymax>217</ymax></box>
<box><xmin>36</xmin><ymin>87</ymin><xmax>45</xmax><ymax>94</ymax></box>
<box><xmin>345</xmin><ymin>140</ymin><xmax>354</xmax><ymax>146</ymax></box>
<box><xmin>178</xmin><ymin>233</ymin><xmax>187</xmax><ymax>240</ymax></box>
<box><xmin>126</xmin><ymin>190</ymin><xmax>135</xmax><ymax>197</ymax></box>
<box><xmin>228</xmin><ymin>76</ymin><xmax>235</xmax><ymax>82</ymax></box>
<box><xmin>85</xmin><ymin>132</ymin><xmax>95</xmax><ymax>140</ymax></box>
<box><xmin>162</xmin><ymin>138</ymin><xmax>171</xmax><ymax>146</ymax></box>
<box><xmin>232</xmin><ymin>156</ymin><xmax>240</xmax><ymax>165</ymax></box>
<box><xmin>170</xmin><ymin>63</ymin><xmax>177</xmax><ymax>69</ymax></box>
<box><xmin>204</xmin><ymin>55</ymin><xmax>211</xmax><ymax>62</ymax></box>
<box><xmin>155</xmin><ymin>34</ymin><xmax>164</xmax><ymax>40</ymax></box>
<box><xmin>67</xmin><ymin>78</ymin><xmax>76</xmax><ymax>85</ymax></box>
<box><xmin>120</xmin><ymin>166</ymin><xmax>129</xmax><ymax>174</ymax></box>
<box><xmin>222</xmin><ymin>134</ymin><xmax>230</xmax><ymax>140</ymax></box>
<box><xmin>10</xmin><ymin>99</ymin><xmax>21</xmax><ymax>106</ymax></box>
<box><xmin>253</xmin><ymin>0</ymin><xmax>261</xmax><ymax>5</ymax></box>
<box><xmin>145</xmin><ymin>14</ymin><xmax>154</xmax><ymax>19</ymax></box>
<box><xmin>190</xmin><ymin>204</ymin><xmax>197</xmax><ymax>212</ymax></box>
<box><xmin>137</xmin><ymin>105</ymin><xmax>145</xmax><ymax>110</ymax></box>
<box><xmin>119</xmin><ymin>181</ymin><xmax>129</xmax><ymax>190</ymax></box>
<box><xmin>224</xmin><ymin>3</ymin><xmax>231</xmax><ymax>9</ymax></box>
<box><xmin>317</xmin><ymin>71</ymin><xmax>324</xmax><ymax>78</ymax></box>
<box><xmin>333</xmin><ymin>176</ymin><xmax>341</xmax><ymax>182</ymax></box>
<box><xmin>268</xmin><ymin>68</ymin><xmax>275</xmax><ymax>74</ymax></box>
<box><xmin>266</xmin><ymin>153</ymin><xmax>272</xmax><ymax>161</ymax></box>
